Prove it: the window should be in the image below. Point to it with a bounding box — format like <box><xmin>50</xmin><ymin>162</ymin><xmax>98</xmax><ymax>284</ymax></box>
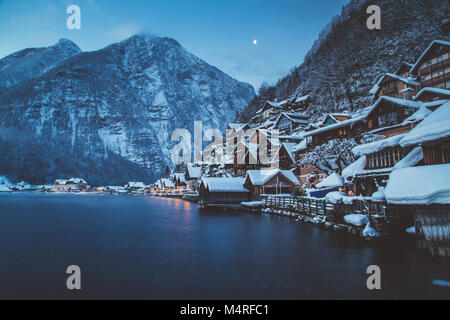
<box><xmin>398</xmin><ymin>94</ymin><xmax>403</xmax><ymax>99</ymax></box>
<box><xmin>438</xmin><ymin>70</ymin><xmax>444</xmax><ymax>77</ymax></box>
<box><xmin>443</xmin><ymin>147</ymin><xmax>450</xmax><ymax>164</ymax></box>
<box><xmin>378</xmin><ymin>115</ymin><xmax>387</xmax><ymax>125</ymax></box>
<box><xmin>387</xmin><ymin>112</ymin><xmax>397</xmax><ymax>123</ymax></box>
<box><xmin>437</xmin><ymin>56</ymin><xmax>442</xmax><ymax>62</ymax></box>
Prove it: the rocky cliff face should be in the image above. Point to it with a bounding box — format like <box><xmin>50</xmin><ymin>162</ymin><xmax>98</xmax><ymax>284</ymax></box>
<box><xmin>0</xmin><ymin>35</ymin><xmax>255</xmax><ymax>185</ymax></box>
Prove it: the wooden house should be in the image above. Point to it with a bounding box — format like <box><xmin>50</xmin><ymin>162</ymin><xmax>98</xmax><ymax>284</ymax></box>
<box><xmin>199</xmin><ymin>177</ymin><xmax>250</xmax><ymax>207</ymax></box>
<box><xmin>363</xmin><ymin>96</ymin><xmax>422</xmax><ymax>137</ymax></box>
<box><xmin>255</xmin><ymin>101</ymin><xmax>283</xmax><ymax>122</ymax></box>
<box><xmin>371</xmin><ymin>73</ymin><xmax>420</xmax><ymax>101</ymax></box>
<box><xmin>274</xmin><ymin>112</ymin><xmax>309</xmax><ymax>135</ymax></box>
<box><xmin>413</xmin><ymin>87</ymin><xmax>450</xmax><ymax>104</ymax></box>
<box><xmin>244</xmin><ymin>169</ymin><xmax>299</xmax><ymax>200</ymax></box>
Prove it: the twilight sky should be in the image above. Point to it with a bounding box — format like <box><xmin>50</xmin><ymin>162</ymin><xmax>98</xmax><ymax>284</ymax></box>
<box><xmin>0</xmin><ymin>0</ymin><xmax>349</xmax><ymax>89</ymax></box>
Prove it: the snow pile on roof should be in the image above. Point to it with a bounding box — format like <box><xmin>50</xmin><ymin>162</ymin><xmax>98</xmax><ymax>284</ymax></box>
<box><xmin>68</xmin><ymin>178</ymin><xmax>87</xmax><ymax>184</ymax></box>
<box><xmin>344</xmin><ymin>214</ymin><xmax>369</xmax><ymax>227</ymax></box>
<box><xmin>296</xmin><ymin>95</ymin><xmax>309</xmax><ymax>103</ymax></box>
<box><xmin>400</xmin><ymin>101</ymin><xmax>450</xmax><ymax>147</ymax></box>
<box><xmin>362</xmin><ymin>223</ymin><xmax>380</xmax><ymax>237</ymax></box>
<box><xmin>403</xmin><ymin>106</ymin><xmax>432</xmax><ymax>124</ymax></box>
<box><xmin>393</xmin><ymin>147</ymin><xmax>423</xmax><ymax>170</ymax></box>
<box><xmin>293</xmin><ymin>139</ymin><xmax>307</xmax><ymax>153</ymax></box>
<box><xmin>241</xmin><ymin>201</ymin><xmax>265</xmax><ymax>207</ymax></box>
<box><xmin>352</xmin><ymin>134</ymin><xmax>406</xmax><ymax>157</ymax></box>
<box><xmin>316</xmin><ymin>173</ymin><xmax>344</xmax><ymax>189</ymax></box>
<box><xmin>325</xmin><ymin>191</ymin><xmax>346</xmax><ymax>204</ymax></box>
<box><xmin>128</xmin><ymin>182</ymin><xmax>145</xmax><ymax>188</ymax></box>
<box><xmin>201</xmin><ymin>177</ymin><xmax>248</xmax><ymax>192</ymax></box>
<box><xmin>371</xmin><ymin>187</ymin><xmax>386</xmax><ymax>202</ymax></box>
<box><xmin>246</xmin><ymin>169</ymin><xmax>299</xmax><ymax>186</ymax></box>
<box><xmin>342</xmin><ymin>156</ymin><xmax>366</xmax><ymax>179</ymax></box>
<box><xmin>161</xmin><ymin>178</ymin><xmax>174</xmax><ymax>188</ymax></box>
<box><xmin>187</xmin><ymin>164</ymin><xmax>201</xmax><ymax>179</ymax></box>
<box><xmin>414</xmin><ymin>87</ymin><xmax>450</xmax><ymax>100</ymax></box>
<box><xmin>385</xmin><ymin>164</ymin><xmax>450</xmax><ymax>205</ymax></box>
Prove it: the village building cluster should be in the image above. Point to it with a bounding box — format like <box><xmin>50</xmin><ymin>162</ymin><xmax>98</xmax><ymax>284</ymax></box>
<box><xmin>151</xmin><ymin>40</ymin><xmax>450</xmax><ymax>254</ymax></box>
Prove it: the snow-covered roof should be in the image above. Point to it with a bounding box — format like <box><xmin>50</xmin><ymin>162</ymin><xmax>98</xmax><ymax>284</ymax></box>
<box><xmin>366</xmin><ymin>96</ymin><xmax>422</xmax><ymax>117</ymax></box>
<box><xmin>400</xmin><ymin>101</ymin><xmax>450</xmax><ymax>147</ymax></box>
<box><xmin>316</xmin><ymin>173</ymin><xmax>344</xmax><ymax>189</ymax></box>
<box><xmin>413</xmin><ymin>87</ymin><xmax>450</xmax><ymax>101</ymax></box>
<box><xmin>68</xmin><ymin>178</ymin><xmax>87</xmax><ymax>184</ymax></box>
<box><xmin>187</xmin><ymin>163</ymin><xmax>201</xmax><ymax>179</ymax></box>
<box><xmin>281</xmin><ymin>142</ymin><xmax>297</xmax><ymax>163</ymax></box>
<box><xmin>54</xmin><ymin>179</ymin><xmax>68</xmax><ymax>185</ymax></box>
<box><xmin>200</xmin><ymin>177</ymin><xmax>248</xmax><ymax>193</ymax></box>
<box><xmin>386</xmin><ymin>164</ymin><xmax>450</xmax><ymax>205</ymax></box>
<box><xmin>392</xmin><ymin>147</ymin><xmax>423</xmax><ymax>170</ymax></box>
<box><xmin>369</xmin><ymin>73</ymin><xmax>420</xmax><ymax>95</ymax></box>
<box><xmin>352</xmin><ymin>134</ymin><xmax>406</xmax><ymax>157</ymax></box>
<box><xmin>293</xmin><ymin>139</ymin><xmax>307</xmax><ymax>153</ymax></box>
<box><xmin>228</xmin><ymin>123</ymin><xmax>248</xmax><ymax>131</ymax></box>
<box><xmin>295</xmin><ymin>95</ymin><xmax>310</xmax><ymax>103</ymax></box>
<box><xmin>410</xmin><ymin>40</ymin><xmax>450</xmax><ymax>74</ymax></box>
<box><xmin>342</xmin><ymin>156</ymin><xmax>366</xmax><ymax>179</ymax></box>
<box><xmin>275</xmin><ymin>113</ymin><xmax>309</xmax><ymax>126</ymax></box>
<box><xmin>245</xmin><ymin>169</ymin><xmax>299</xmax><ymax>186</ymax></box>
<box><xmin>128</xmin><ymin>182</ymin><xmax>145</xmax><ymax>188</ymax></box>
<box><xmin>161</xmin><ymin>178</ymin><xmax>175</xmax><ymax>188</ymax></box>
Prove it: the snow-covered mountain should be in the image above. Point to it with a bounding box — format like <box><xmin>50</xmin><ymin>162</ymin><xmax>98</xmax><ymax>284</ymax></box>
<box><xmin>0</xmin><ymin>39</ymin><xmax>82</xmax><ymax>90</ymax></box>
<box><xmin>0</xmin><ymin>34</ymin><xmax>255</xmax><ymax>185</ymax></box>
<box><xmin>238</xmin><ymin>0</ymin><xmax>449</xmax><ymax>122</ymax></box>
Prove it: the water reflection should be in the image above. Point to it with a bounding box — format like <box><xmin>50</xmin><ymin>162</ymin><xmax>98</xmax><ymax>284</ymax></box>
<box><xmin>0</xmin><ymin>193</ymin><xmax>448</xmax><ymax>299</ymax></box>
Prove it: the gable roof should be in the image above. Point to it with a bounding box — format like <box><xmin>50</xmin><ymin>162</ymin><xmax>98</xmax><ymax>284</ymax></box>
<box><xmin>386</xmin><ymin>164</ymin><xmax>450</xmax><ymax>205</ymax></box>
<box><xmin>400</xmin><ymin>101</ymin><xmax>450</xmax><ymax>147</ymax></box>
<box><xmin>245</xmin><ymin>169</ymin><xmax>299</xmax><ymax>186</ymax></box>
<box><xmin>366</xmin><ymin>96</ymin><xmax>422</xmax><ymax>117</ymax></box>
<box><xmin>186</xmin><ymin>164</ymin><xmax>201</xmax><ymax>179</ymax></box>
<box><xmin>200</xmin><ymin>177</ymin><xmax>248</xmax><ymax>193</ymax></box>
<box><xmin>410</xmin><ymin>40</ymin><xmax>450</xmax><ymax>74</ymax></box>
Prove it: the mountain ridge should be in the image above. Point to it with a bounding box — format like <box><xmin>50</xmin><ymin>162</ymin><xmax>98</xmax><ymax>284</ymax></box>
<box><xmin>0</xmin><ymin>34</ymin><xmax>255</xmax><ymax>185</ymax></box>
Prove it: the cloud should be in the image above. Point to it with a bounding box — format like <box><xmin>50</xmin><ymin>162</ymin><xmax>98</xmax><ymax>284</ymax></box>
<box><xmin>107</xmin><ymin>23</ymin><xmax>146</xmax><ymax>42</ymax></box>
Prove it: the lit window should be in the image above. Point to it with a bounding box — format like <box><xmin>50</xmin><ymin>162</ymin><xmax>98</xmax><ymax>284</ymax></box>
<box><xmin>378</xmin><ymin>115</ymin><xmax>387</xmax><ymax>125</ymax></box>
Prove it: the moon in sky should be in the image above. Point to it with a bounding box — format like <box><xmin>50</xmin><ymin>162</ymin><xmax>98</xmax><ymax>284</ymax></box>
<box><xmin>253</xmin><ymin>39</ymin><xmax>258</xmax><ymax>45</ymax></box>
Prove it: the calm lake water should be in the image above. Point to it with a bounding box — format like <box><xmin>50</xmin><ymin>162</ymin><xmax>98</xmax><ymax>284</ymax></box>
<box><xmin>0</xmin><ymin>193</ymin><xmax>449</xmax><ymax>299</ymax></box>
